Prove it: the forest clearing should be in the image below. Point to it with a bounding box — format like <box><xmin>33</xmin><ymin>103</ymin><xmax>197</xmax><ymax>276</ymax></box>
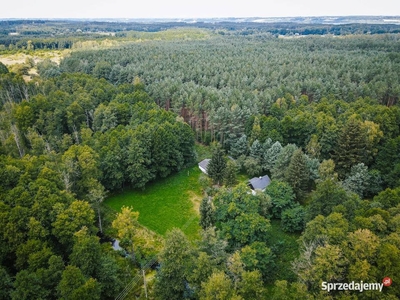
<box><xmin>105</xmin><ymin>165</ymin><xmax>202</xmax><ymax>240</ymax></box>
<box><xmin>1</xmin><ymin>17</ymin><xmax>400</xmax><ymax>299</ymax></box>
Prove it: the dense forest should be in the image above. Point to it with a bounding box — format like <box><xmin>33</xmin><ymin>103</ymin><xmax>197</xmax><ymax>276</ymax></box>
<box><xmin>1</xmin><ymin>20</ymin><xmax>400</xmax><ymax>299</ymax></box>
<box><xmin>1</xmin><ymin>19</ymin><xmax>400</xmax><ymax>51</ymax></box>
<box><xmin>59</xmin><ymin>34</ymin><xmax>400</xmax><ymax>147</ymax></box>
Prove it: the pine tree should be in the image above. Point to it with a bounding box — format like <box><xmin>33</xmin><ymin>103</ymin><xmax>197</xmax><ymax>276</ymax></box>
<box><xmin>287</xmin><ymin>149</ymin><xmax>310</xmax><ymax>201</ymax></box>
<box><xmin>199</xmin><ymin>197</ymin><xmax>215</xmax><ymax>229</ymax></box>
<box><xmin>333</xmin><ymin>116</ymin><xmax>367</xmax><ymax>178</ymax></box>
<box><xmin>230</xmin><ymin>134</ymin><xmax>248</xmax><ymax>158</ymax></box>
<box><xmin>249</xmin><ymin>139</ymin><xmax>264</xmax><ymax>161</ymax></box>
<box><xmin>264</xmin><ymin>141</ymin><xmax>282</xmax><ymax>172</ymax></box>
<box><xmin>342</xmin><ymin>163</ymin><xmax>371</xmax><ymax>198</ymax></box>
<box><xmin>262</xmin><ymin>138</ymin><xmax>273</xmax><ymax>152</ymax></box>
<box><xmin>207</xmin><ymin>144</ymin><xmax>227</xmax><ymax>186</ymax></box>
<box><xmin>224</xmin><ymin>160</ymin><xmax>238</xmax><ymax>187</ymax></box>
<box><xmin>249</xmin><ymin>116</ymin><xmax>261</xmax><ymax>145</ymax></box>
<box><xmin>271</xmin><ymin>144</ymin><xmax>297</xmax><ymax>181</ymax></box>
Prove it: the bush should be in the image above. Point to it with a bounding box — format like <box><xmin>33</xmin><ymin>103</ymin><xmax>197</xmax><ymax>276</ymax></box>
<box><xmin>244</xmin><ymin>156</ymin><xmax>262</xmax><ymax>177</ymax></box>
<box><xmin>281</xmin><ymin>205</ymin><xmax>306</xmax><ymax>233</ymax></box>
<box><xmin>199</xmin><ymin>173</ymin><xmax>212</xmax><ymax>191</ymax></box>
<box><xmin>264</xmin><ymin>181</ymin><xmax>296</xmax><ymax>219</ymax></box>
<box><xmin>0</xmin><ymin>61</ymin><xmax>9</xmax><ymax>74</ymax></box>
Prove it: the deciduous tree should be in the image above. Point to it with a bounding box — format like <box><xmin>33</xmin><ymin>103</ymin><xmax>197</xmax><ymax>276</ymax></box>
<box><xmin>200</xmin><ymin>271</ymin><xmax>236</xmax><ymax>300</ymax></box>
<box><xmin>154</xmin><ymin>229</ymin><xmax>193</xmax><ymax>300</ymax></box>
<box><xmin>111</xmin><ymin>206</ymin><xmax>139</xmax><ymax>259</ymax></box>
<box><xmin>52</xmin><ymin>200</ymin><xmax>96</xmax><ymax>247</ymax></box>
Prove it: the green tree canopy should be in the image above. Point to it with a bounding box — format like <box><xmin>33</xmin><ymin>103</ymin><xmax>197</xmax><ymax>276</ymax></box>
<box><xmin>207</xmin><ymin>144</ymin><xmax>227</xmax><ymax>185</ymax></box>
<box><xmin>154</xmin><ymin>229</ymin><xmax>193</xmax><ymax>300</ymax></box>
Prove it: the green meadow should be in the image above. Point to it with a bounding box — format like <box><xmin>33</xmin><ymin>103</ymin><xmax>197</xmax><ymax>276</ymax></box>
<box><xmin>105</xmin><ymin>165</ymin><xmax>203</xmax><ymax>240</ymax></box>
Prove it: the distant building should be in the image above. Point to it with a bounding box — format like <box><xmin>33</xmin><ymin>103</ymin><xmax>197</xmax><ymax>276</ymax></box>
<box><xmin>248</xmin><ymin>175</ymin><xmax>271</xmax><ymax>194</ymax></box>
<box><xmin>198</xmin><ymin>159</ymin><xmax>211</xmax><ymax>174</ymax></box>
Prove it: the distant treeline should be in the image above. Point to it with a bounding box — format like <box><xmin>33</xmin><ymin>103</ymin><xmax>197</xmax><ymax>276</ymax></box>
<box><xmin>1</xmin><ymin>20</ymin><xmax>400</xmax><ymax>50</ymax></box>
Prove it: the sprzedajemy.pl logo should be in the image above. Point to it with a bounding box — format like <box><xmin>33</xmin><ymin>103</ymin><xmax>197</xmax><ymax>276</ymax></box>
<box><xmin>321</xmin><ymin>277</ymin><xmax>392</xmax><ymax>293</ymax></box>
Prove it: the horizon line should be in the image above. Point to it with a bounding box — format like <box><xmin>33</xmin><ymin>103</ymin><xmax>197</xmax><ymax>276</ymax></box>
<box><xmin>1</xmin><ymin>15</ymin><xmax>400</xmax><ymax>20</ymax></box>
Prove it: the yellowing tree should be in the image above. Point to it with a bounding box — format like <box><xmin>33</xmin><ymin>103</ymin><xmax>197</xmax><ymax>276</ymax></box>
<box><xmin>111</xmin><ymin>206</ymin><xmax>139</xmax><ymax>259</ymax></box>
<box><xmin>200</xmin><ymin>271</ymin><xmax>236</xmax><ymax>300</ymax></box>
<box><xmin>361</xmin><ymin>120</ymin><xmax>383</xmax><ymax>163</ymax></box>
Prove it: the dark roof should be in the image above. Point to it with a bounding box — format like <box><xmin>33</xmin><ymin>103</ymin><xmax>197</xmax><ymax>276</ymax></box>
<box><xmin>248</xmin><ymin>175</ymin><xmax>271</xmax><ymax>190</ymax></box>
<box><xmin>198</xmin><ymin>159</ymin><xmax>211</xmax><ymax>171</ymax></box>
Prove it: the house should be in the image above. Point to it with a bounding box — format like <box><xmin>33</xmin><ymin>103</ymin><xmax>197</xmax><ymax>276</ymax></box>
<box><xmin>198</xmin><ymin>157</ymin><xmax>235</xmax><ymax>175</ymax></box>
<box><xmin>198</xmin><ymin>159</ymin><xmax>211</xmax><ymax>174</ymax></box>
<box><xmin>248</xmin><ymin>175</ymin><xmax>271</xmax><ymax>195</ymax></box>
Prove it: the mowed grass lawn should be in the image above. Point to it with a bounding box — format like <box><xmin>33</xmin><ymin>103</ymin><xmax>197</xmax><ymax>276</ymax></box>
<box><xmin>105</xmin><ymin>165</ymin><xmax>203</xmax><ymax>240</ymax></box>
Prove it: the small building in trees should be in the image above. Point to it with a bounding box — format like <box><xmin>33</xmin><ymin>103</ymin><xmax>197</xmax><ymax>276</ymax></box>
<box><xmin>198</xmin><ymin>159</ymin><xmax>211</xmax><ymax>174</ymax></box>
<box><xmin>199</xmin><ymin>157</ymin><xmax>235</xmax><ymax>175</ymax></box>
<box><xmin>248</xmin><ymin>175</ymin><xmax>271</xmax><ymax>194</ymax></box>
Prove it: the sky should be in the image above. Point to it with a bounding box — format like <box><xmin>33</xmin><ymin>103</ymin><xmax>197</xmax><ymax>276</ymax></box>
<box><xmin>1</xmin><ymin>0</ymin><xmax>399</xmax><ymax>19</ymax></box>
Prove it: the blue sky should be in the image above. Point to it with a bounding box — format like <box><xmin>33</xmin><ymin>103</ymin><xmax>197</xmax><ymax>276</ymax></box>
<box><xmin>2</xmin><ymin>0</ymin><xmax>399</xmax><ymax>19</ymax></box>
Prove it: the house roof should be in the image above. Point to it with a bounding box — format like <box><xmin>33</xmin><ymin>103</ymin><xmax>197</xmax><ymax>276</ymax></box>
<box><xmin>248</xmin><ymin>175</ymin><xmax>271</xmax><ymax>191</ymax></box>
<box><xmin>198</xmin><ymin>159</ymin><xmax>211</xmax><ymax>171</ymax></box>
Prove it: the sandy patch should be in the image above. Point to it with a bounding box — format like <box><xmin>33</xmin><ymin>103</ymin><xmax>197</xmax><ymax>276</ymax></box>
<box><xmin>0</xmin><ymin>50</ymin><xmax>69</xmax><ymax>67</ymax></box>
<box><xmin>29</xmin><ymin>68</ymin><xmax>38</xmax><ymax>76</ymax></box>
<box><xmin>22</xmin><ymin>75</ymin><xmax>32</xmax><ymax>82</ymax></box>
<box><xmin>187</xmin><ymin>190</ymin><xmax>202</xmax><ymax>215</ymax></box>
<box><xmin>0</xmin><ymin>50</ymin><xmax>69</xmax><ymax>82</ymax></box>
<box><xmin>22</xmin><ymin>68</ymin><xmax>38</xmax><ymax>82</ymax></box>
<box><xmin>0</xmin><ymin>54</ymin><xmax>29</xmax><ymax>66</ymax></box>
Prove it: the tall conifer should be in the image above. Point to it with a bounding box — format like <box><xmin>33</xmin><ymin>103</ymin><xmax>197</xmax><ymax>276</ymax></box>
<box><xmin>287</xmin><ymin>149</ymin><xmax>309</xmax><ymax>201</ymax></box>
<box><xmin>207</xmin><ymin>144</ymin><xmax>227</xmax><ymax>185</ymax></box>
<box><xmin>333</xmin><ymin>117</ymin><xmax>366</xmax><ymax>178</ymax></box>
